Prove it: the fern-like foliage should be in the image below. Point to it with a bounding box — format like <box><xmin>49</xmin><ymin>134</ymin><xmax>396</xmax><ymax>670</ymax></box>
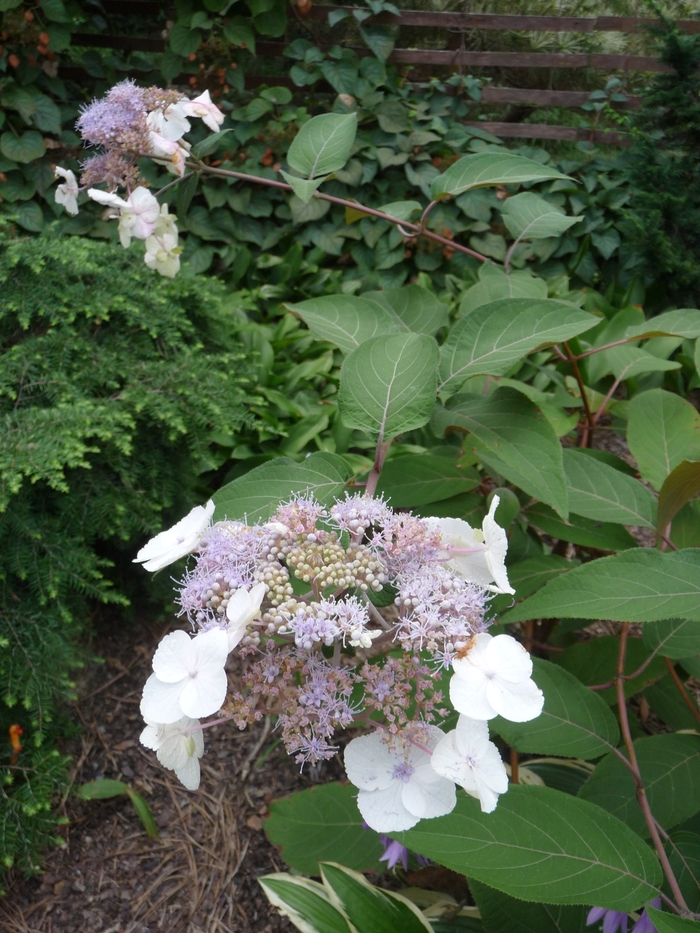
<box><xmin>0</xmin><ymin>225</ymin><xmax>262</xmax><ymax>879</ymax></box>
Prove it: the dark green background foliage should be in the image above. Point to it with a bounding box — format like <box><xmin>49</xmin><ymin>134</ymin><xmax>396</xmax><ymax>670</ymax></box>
<box><xmin>622</xmin><ymin>25</ymin><xmax>700</xmax><ymax>308</ymax></box>
<box><xmin>0</xmin><ymin>0</ymin><xmax>685</xmax><ymax>303</ymax></box>
<box><xmin>0</xmin><ymin>227</ymin><xmax>257</xmax><ymax>878</ymax></box>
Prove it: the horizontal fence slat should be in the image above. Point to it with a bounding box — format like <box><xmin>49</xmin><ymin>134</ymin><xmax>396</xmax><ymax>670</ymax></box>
<box><xmin>310</xmin><ymin>6</ymin><xmax>700</xmax><ymax>34</ymax></box>
<box><xmin>255</xmin><ymin>41</ymin><xmax>674</xmax><ymax>71</ymax></box>
<box><xmin>389</xmin><ymin>48</ymin><xmax>673</xmax><ymax>71</ymax></box>
<box><xmin>481</xmin><ymin>86</ymin><xmax>641</xmax><ymax>109</ymax></box>
<box><xmin>101</xmin><ymin>1</ymin><xmax>164</xmax><ymax>13</ymax></box>
<box><xmin>464</xmin><ymin>121</ymin><xmax>631</xmax><ymax>145</ymax></box>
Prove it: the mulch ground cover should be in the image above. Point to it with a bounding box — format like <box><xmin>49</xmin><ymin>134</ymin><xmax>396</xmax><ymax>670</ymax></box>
<box><xmin>0</xmin><ymin>613</ymin><xmax>329</xmax><ymax>933</ymax></box>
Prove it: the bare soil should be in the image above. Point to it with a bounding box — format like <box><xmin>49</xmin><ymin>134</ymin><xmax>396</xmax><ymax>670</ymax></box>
<box><xmin>0</xmin><ymin>615</ymin><xmax>318</xmax><ymax>933</ymax></box>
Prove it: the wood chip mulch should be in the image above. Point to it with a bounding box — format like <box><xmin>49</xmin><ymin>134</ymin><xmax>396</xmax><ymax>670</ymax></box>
<box><xmin>0</xmin><ymin>614</ymin><xmax>326</xmax><ymax>933</ymax></box>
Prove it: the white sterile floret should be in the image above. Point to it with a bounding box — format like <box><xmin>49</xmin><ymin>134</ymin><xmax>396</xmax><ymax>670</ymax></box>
<box><xmin>430</xmin><ymin>715</ymin><xmax>508</xmax><ymax>813</ymax></box>
<box><xmin>344</xmin><ymin>728</ymin><xmax>456</xmax><ymax>832</ymax></box>
<box><xmin>134</xmin><ymin>499</ymin><xmax>214</xmax><ymax>572</ymax></box>
<box><xmin>87</xmin><ymin>185</ymin><xmax>160</xmax><ymax>246</ymax></box>
<box><xmin>226</xmin><ymin>582</ymin><xmax>267</xmax><ymax>651</ymax></box>
<box><xmin>140</xmin><ymin>715</ymin><xmax>204</xmax><ymax>790</ymax></box>
<box><xmin>181</xmin><ymin>89</ymin><xmax>224</xmax><ymax>134</ymax></box>
<box><xmin>54</xmin><ymin>167</ymin><xmax>79</xmax><ymax>215</ymax></box>
<box><xmin>158</xmin><ymin>102</ymin><xmax>191</xmax><ymax>141</ymax></box>
<box><xmin>426</xmin><ymin>496</ymin><xmax>514</xmax><ymax>595</ymax></box>
<box><xmin>144</xmin><ymin>206</ymin><xmax>182</xmax><ymax>278</ymax></box>
<box><xmin>141</xmin><ymin>627</ymin><xmax>230</xmax><ymax>723</ymax></box>
<box><xmin>450</xmin><ymin>633</ymin><xmax>544</xmax><ymax>723</ymax></box>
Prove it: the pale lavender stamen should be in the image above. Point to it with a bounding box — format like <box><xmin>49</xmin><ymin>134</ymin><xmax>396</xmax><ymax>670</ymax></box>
<box><xmin>392</xmin><ymin>761</ymin><xmax>415</xmax><ymax>782</ymax></box>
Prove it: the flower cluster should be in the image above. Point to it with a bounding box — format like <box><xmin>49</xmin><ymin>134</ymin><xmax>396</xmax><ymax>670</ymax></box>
<box><xmin>134</xmin><ymin>492</ymin><xmax>543</xmax><ymax>820</ymax></box>
<box><xmin>54</xmin><ymin>81</ymin><xmax>225</xmax><ymax>278</ymax></box>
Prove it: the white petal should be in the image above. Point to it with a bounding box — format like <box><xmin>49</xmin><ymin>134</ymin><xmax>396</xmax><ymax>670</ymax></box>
<box><xmin>450</xmin><ymin>662</ymin><xmax>496</xmax><ymax>720</ymax></box>
<box><xmin>343</xmin><ymin>733</ymin><xmax>396</xmax><ymax>791</ymax></box>
<box><xmin>356</xmin><ymin>784</ymin><xmax>418</xmax><ymax>833</ymax></box>
<box><xmin>402</xmin><ymin>763</ymin><xmax>456</xmax><ymax>820</ymax></box>
<box><xmin>152</xmin><ymin>630</ymin><xmax>194</xmax><ymax>683</ymax></box>
<box><xmin>175</xmin><ymin>755</ymin><xmax>201</xmax><ymax>790</ymax></box>
<box><xmin>453</xmin><ymin>714</ymin><xmax>491</xmax><ymax>753</ymax></box>
<box><xmin>192</xmin><ymin>627</ymin><xmax>230</xmax><ymax>670</ymax></box>
<box><xmin>157</xmin><ymin>732</ymin><xmax>191</xmax><ymax>770</ymax></box>
<box><xmin>139</xmin><ymin>723</ymin><xmax>161</xmax><ymax>750</ymax></box>
<box><xmin>140</xmin><ymin>674</ymin><xmax>185</xmax><ymax>723</ymax></box>
<box><xmin>482</xmin><ymin>497</ymin><xmax>514</xmax><ymax>594</ymax></box>
<box><xmin>134</xmin><ymin>501</ymin><xmax>214</xmax><ymax>570</ymax></box>
<box><xmin>87</xmin><ymin>188</ymin><xmax>127</xmax><ymax>209</ymax></box>
<box><xmin>431</xmin><ymin>732</ymin><xmax>469</xmax><ymax>785</ymax></box>
<box><xmin>178</xmin><ymin>664</ymin><xmax>228</xmax><ymax>718</ymax></box>
<box><xmin>484</xmin><ymin>634</ymin><xmax>533</xmax><ymax>683</ymax></box>
<box><xmin>486</xmin><ymin>676</ymin><xmax>544</xmax><ymax>723</ymax></box>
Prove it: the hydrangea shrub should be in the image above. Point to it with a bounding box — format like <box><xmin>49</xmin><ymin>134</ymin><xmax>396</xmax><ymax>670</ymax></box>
<box><xmin>54</xmin><ymin>82</ymin><xmax>700</xmax><ymax>930</ymax></box>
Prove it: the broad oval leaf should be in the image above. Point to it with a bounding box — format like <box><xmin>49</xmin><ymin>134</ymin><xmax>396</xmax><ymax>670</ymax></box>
<box><xmin>191</xmin><ymin>128</ymin><xmax>234</xmax><ymax>159</ymax></box>
<box><xmin>524</xmin><ymin>502</ymin><xmax>638</xmax><ymax>552</ymax></box>
<box><xmin>432</xmin><ymin>152</ymin><xmax>571</xmax><ymax>200</ymax></box>
<box><xmin>604</xmin><ymin>345</ymin><xmax>681</xmax><ymax>381</ymax></box>
<box><xmin>288</xmin><ymin>295</ymin><xmax>399</xmax><ymax>353</ymax></box>
<box><xmin>579</xmin><ymin>734</ymin><xmax>700</xmax><ymax>839</ymax></box>
<box><xmin>666</xmin><ymin>833</ymin><xmax>700</xmax><ymax>915</ymax></box>
<box><xmin>280</xmin><ymin>171</ymin><xmax>326</xmax><ymax>203</ymax></box>
<box><xmin>338</xmin><ymin>333</ymin><xmax>439</xmax><ymax>441</ymax></box>
<box><xmin>563</xmin><ymin>448</ymin><xmax>658</xmax><ymax>529</ymax></box>
<box><xmin>264</xmin><ymin>782</ymin><xmax>383</xmax><ymax>875</ymax></box>
<box><xmin>320</xmin><ymin>863</ymin><xmax>433</xmax><ymax>933</ymax></box>
<box><xmin>260</xmin><ymin>875</ymin><xmax>354</xmax><ymax>933</ymax></box>
<box><xmin>287</xmin><ymin>113</ymin><xmax>357</xmax><ymax>179</ymax></box>
<box><xmin>438</xmin><ymin>298</ymin><xmax>598</xmax><ymax>394</ymax></box>
<box><xmin>647</xmin><ymin>907</ymin><xmax>700</xmax><ymax>933</ymax></box>
<box><xmin>554</xmin><ymin>636</ymin><xmax>666</xmax><ymax>705</ymax></box>
<box><xmin>626</xmin><ymin>309</ymin><xmax>700</xmax><ymax>341</ymax></box>
<box><xmin>628</xmin><ymin>390</ymin><xmax>700</xmax><ymax>492</ymax></box>
<box><xmin>460</xmin><ymin>267</ymin><xmax>548</xmax><ymax>317</ymax></box>
<box><xmin>378</xmin><ymin>199</ymin><xmax>423</xmax><ymax>221</ymax></box>
<box><xmin>375</xmin><ymin>454</ymin><xmax>480</xmax><ymax>507</ymax></box>
<box><xmin>489</xmin><ymin>555</ymin><xmax>579</xmax><ymax>617</ymax></box>
<box><xmin>0</xmin><ymin>131</ymin><xmax>46</xmax><ymax>163</ymax></box>
<box><xmin>397</xmin><ymin>785</ymin><xmax>662</xmax><ymax>910</ymax></box>
<box><xmin>470</xmin><ymin>878</ymin><xmax>590</xmax><ymax>933</ymax></box>
<box><xmin>491</xmin><ymin>658</ymin><xmax>620</xmax><ymax>760</ymax></box>
<box><xmin>364</xmin><ymin>285</ymin><xmax>449</xmax><ymax>336</ymax></box>
<box><xmin>501</xmin><ymin>192</ymin><xmax>583</xmax><ymax>240</ymax></box>
<box><xmin>503</xmin><ymin>549</ymin><xmax>700</xmax><ymax>624</ymax></box>
<box><xmin>658</xmin><ymin>460</ymin><xmax>700</xmax><ymax>534</ymax></box>
<box><xmin>432</xmin><ymin>389</ymin><xmax>569</xmax><ymax>518</ymax></box>
<box><xmin>213</xmin><ymin>453</ymin><xmax>350</xmax><ymax>524</ymax></box>
<box><xmin>643</xmin><ymin>618</ymin><xmax>700</xmax><ymax>660</ymax></box>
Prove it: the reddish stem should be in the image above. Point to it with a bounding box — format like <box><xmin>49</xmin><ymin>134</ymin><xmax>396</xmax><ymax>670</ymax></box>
<box><xmin>616</xmin><ymin>624</ymin><xmax>689</xmax><ymax>914</ymax></box>
<box><xmin>184</xmin><ymin>161</ymin><xmax>490</xmax><ymax>263</ymax></box>
<box><xmin>664</xmin><ymin>657</ymin><xmax>700</xmax><ymax>728</ymax></box>
<box><xmin>509</xmin><ymin>748</ymin><xmax>519</xmax><ymax>784</ymax></box>
<box><xmin>562</xmin><ymin>342</ymin><xmax>594</xmax><ymax>447</ymax></box>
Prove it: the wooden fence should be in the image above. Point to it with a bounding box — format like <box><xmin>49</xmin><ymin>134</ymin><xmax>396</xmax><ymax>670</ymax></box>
<box><xmin>68</xmin><ymin>4</ymin><xmax>700</xmax><ymax>146</ymax></box>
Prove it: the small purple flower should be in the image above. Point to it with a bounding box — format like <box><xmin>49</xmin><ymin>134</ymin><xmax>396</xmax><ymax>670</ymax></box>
<box><xmin>587</xmin><ymin>907</ymin><xmax>629</xmax><ymax>933</ymax></box>
<box><xmin>631</xmin><ymin>899</ymin><xmax>662</xmax><ymax>933</ymax></box>
<box><xmin>361</xmin><ymin>824</ymin><xmax>431</xmax><ymax>871</ymax></box>
<box><xmin>378</xmin><ymin>837</ymin><xmax>409</xmax><ymax>871</ymax></box>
